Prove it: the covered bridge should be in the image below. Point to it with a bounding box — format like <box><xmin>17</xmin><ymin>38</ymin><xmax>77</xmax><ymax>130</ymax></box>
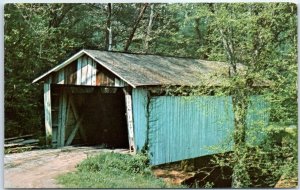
<box><xmin>33</xmin><ymin>49</ymin><xmax>268</xmax><ymax>165</ymax></box>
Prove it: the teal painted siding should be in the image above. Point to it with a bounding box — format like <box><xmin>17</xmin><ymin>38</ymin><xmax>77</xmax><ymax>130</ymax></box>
<box><xmin>132</xmin><ymin>88</ymin><xmax>149</xmax><ymax>151</ymax></box>
<box><xmin>148</xmin><ymin>96</ymin><xmax>235</xmax><ymax>165</ymax></box>
<box><xmin>131</xmin><ymin>91</ymin><xmax>270</xmax><ymax>165</ymax></box>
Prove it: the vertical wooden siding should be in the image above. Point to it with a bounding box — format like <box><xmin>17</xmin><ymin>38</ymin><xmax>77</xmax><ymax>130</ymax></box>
<box><xmin>64</xmin><ymin>62</ymin><xmax>77</xmax><ymax>84</ymax></box>
<box><xmin>52</xmin><ymin>55</ymin><xmax>126</xmax><ymax>87</ymax></box>
<box><xmin>57</xmin><ymin>88</ymin><xmax>68</xmax><ymax>147</ymax></box>
<box><xmin>148</xmin><ymin>96</ymin><xmax>235</xmax><ymax>165</ymax></box>
<box><xmin>43</xmin><ymin>77</ymin><xmax>52</xmax><ymax>140</ymax></box>
<box><xmin>132</xmin><ymin>88</ymin><xmax>149</xmax><ymax>151</ymax></box>
<box><xmin>77</xmin><ymin>56</ymin><xmax>97</xmax><ymax>85</ymax></box>
<box><xmin>51</xmin><ymin>88</ymin><xmax>60</xmax><ymax>147</ymax></box>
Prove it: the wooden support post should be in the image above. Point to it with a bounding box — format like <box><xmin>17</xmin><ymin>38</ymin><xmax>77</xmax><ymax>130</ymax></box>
<box><xmin>43</xmin><ymin>77</ymin><xmax>52</xmax><ymax>144</ymax></box>
<box><xmin>58</xmin><ymin>88</ymin><xmax>67</xmax><ymax>147</ymax></box>
<box><xmin>123</xmin><ymin>88</ymin><xmax>135</xmax><ymax>153</ymax></box>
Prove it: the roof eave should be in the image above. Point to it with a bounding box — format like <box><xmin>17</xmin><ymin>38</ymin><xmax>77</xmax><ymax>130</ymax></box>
<box><xmin>32</xmin><ymin>50</ymin><xmax>87</xmax><ymax>83</ymax></box>
<box><xmin>32</xmin><ymin>49</ymin><xmax>137</xmax><ymax>88</ymax></box>
<box><xmin>83</xmin><ymin>50</ymin><xmax>136</xmax><ymax>88</ymax></box>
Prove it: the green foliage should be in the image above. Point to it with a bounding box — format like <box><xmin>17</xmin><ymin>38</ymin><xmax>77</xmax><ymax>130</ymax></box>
<box><xmin>264</xmin><ymin>125</ymin><xmax>298</xmax><ymax>179</ymax></box>
<box><xmin>57</xmin><ymin>152</ymin><xmax>182</xmax><ymax>188</ymax></box>
<box><xmin>203</xmin><ymin>181</ymin><xmax>214</xmax><ymax>188</ymax></box>
<box><xmin>163</xmin><ymin>3</ymin><xmax>296</xmax><ymax>187</ymax></box>
<box><xmin>5</xmin><ymin>146</ymin><xmax>34</xmax><ymax>154</ymax></box>
<box><xmin>5</xmin><ymin>3</ymin><xmax>297</xmax><ymax>187</ymax></box>
<box><xmin>210</xmin><ymin>125</ymin><xmax>297</xmax><ymax>187</ymax></box>
<box><xmin>77</xmin><ymin>152</ymin><xmax>150</xmax><ymax>175</ymax></box>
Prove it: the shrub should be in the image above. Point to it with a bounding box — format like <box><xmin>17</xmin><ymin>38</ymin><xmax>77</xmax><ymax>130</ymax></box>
<box><xmin>77</xmin><ymin>152</ymin><xmax>150</xmax><ymax>175</ymax></box>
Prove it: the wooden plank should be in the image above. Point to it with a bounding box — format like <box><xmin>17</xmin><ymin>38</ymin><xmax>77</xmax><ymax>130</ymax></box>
<box><xmin>58</xmin><ymin>88</ymin><xmax>67</xmax><ymax>147</ymax></box>
<box><xmin>51</xmin><ymin>88</ymin><xmax>60</xmax><ymax>147</ymax></box>
<box><xmin>65</xmin><ymin>116</ymin><xmax>83</xmax><ymax>146</ymax></box>
<box><xmin>86</xmin><ymin>57</ymin><xmax>94</xmax><ymax>85</ymax></box>
<box><xmin>5</xmin><ymin>134</ymin><xmax>33</xmax><ymax>142</ymax></box>
<box><xmin>69</xmin><ymin>62</ymin><xmax>77</xmax><ymax>84</ymax></box>
<box><xmin>115</xmin><ymin>78</ymin><xmax>126</xmax><ymax>87</ymax></box>
<box><xmin>115</xmin><ymin>78</ymin><xmax>120</xmax><ymax>87</ymax></box>
<box><xmin>91</xmin><ymin>60</ymin><xmax>97</xmax><ymax>85</ymax></box>
<box><xmin>44</xmin><ymin>77</ymin><xmax>52</xmax><ymax>142</ymax></box>
<box><xmin>21</xmin><ymin>139</ymin><xmax>39</xmax><ymax>145</ymax></box>
<box><xmin>124</xmin><ymin>89</ymin><xmax>135</xmax><ymax>153</ymax></box>
<box><xmin>86</xmin><ymin>57</ymin><xmax>91</xmax><ymax>85</ymax></box>
<box><xmin>6</xmin><ymin>139</ymin><xmax>24</xmax><ymax>144</ymax></box>
<box><xmin>77</xmin><ymin>57</ymin><xmax>82</xmax><ymax>85</ymax></box>
<box><xmin>61</xmin><ymin>90</ymin><xmax>67</xmax><ymax>147</ymax></box>
<box><xmin>58</xmin><ymin>69</ymin><xmax>64</xmax><ymax>84</ymax></box>
<box><xmin>81</xmin><ymin>56</ymin><xmax>88</xmax><ymax>85</ymax></box>
<box><xmin>5</xmin><ymin>139</ymin><xmax>39</xmax><ymax>148</ymax></box>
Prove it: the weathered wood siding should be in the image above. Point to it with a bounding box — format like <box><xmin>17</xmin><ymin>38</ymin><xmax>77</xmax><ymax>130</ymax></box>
<box><xmin>43</xmin><ymin>77</ymin><xmax>52</xmax><ymax>141</ymax></box>
<box><xmin>50</xmin><ymin>85</ymin><xmax>61</xmax><ymax>147</ymax></box>
<box><xmin>57</xmin><ymin>89</ymin><xmax>67</xmax><ymax>147</ymax></box>
<box><xmin>50</xmin><ymin>55</ymin><xmax>127</xmax><ymax>87</ymax></box>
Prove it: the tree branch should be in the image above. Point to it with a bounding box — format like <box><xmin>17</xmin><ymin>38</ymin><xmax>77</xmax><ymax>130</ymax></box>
<box><xmin>124</xmin><ymin>3</ymin><xmax>148</xmax><ymax>52</ymax></box>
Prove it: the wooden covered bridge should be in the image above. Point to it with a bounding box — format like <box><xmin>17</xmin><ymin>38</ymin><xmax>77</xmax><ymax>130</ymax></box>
<box><xmin>33</xmin><ymin>49</ymin><xmax>268</xmax><ymax>165</ymax></box>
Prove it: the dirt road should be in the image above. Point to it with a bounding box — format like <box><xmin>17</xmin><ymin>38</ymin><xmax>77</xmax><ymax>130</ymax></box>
<box><xmin>4</xmin><ymin>146</ymin><xmax>129</xmax><ymax>188</ymax></box>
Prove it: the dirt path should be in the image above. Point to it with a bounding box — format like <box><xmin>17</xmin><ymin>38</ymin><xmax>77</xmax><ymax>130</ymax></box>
<box><xmin>4</xmin><ymin>146</ymin><xmax>129</xmax><ymax>188</ymax></box>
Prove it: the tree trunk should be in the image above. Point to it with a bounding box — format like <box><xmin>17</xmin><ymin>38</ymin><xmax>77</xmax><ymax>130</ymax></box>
<box><xmin>143</xmin><ymin>4</ymin><xmax>154</xmax><ymax>53</ymax></box>
<box><xmin>232</xmin><ymin>90</ymin><xmax>248</xmax><ymax>144</ymax></box>
<box><xmin>220</xmin><ymin>29</ymin><xmax>237</xmax><ymax>74</ymax></box>
<box><xmin>124</xmin><ymin>3</ymin><xmax>148</xmax><ymax>52</ymax></box>
<box><xmin>231</xmin><ymin>83</ymin><xmax>251</xmax><ymax>188</ymax></box>
<box><xmin>220</xmin><ymin>21</ymin><xmax>252</xmax><ymax>187</ymax></box>
<box><xmin>106</xmin><ymin>3</ymin><xmax>112</xmax><ymax>51</ymax></box>
<box><xmin>48</xmin><ymin>4</ymin><xmax>75</xmax><ymax>28</ymax></box>
<box><xmin>194</xmin><ymin>18</ymin><xmax>202</xmax><ymax>45</ymax></box>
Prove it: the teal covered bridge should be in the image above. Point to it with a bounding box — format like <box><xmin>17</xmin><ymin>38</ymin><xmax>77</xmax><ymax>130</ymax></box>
<box><xmin>33</xmin><ymin>49</ymin><xmax>269</xmax><ymax>165</ymax></box>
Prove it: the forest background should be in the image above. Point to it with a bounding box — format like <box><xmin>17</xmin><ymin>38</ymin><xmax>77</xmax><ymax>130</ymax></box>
<box><xmin>4</xmin><ymin>3</ymin><xmax>297</xmax><ymax>138</ymax></box>
<box><xmin>4</xmin><ymin>3</ymin><xmax>298</xmax><ymax>187</ymax></box>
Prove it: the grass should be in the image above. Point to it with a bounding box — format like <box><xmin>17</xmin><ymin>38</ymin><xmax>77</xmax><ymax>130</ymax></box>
<box><xmin>57</xmin><ymin>152</ymin><xmax>184</xmax><ymax>188</ymax></box>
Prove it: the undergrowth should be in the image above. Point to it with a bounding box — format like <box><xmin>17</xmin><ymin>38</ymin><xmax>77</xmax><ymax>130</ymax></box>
<box><xmin>57</xmin><ymin>152</ymin><xmax>183</xmax><ymax>188</ymax></box>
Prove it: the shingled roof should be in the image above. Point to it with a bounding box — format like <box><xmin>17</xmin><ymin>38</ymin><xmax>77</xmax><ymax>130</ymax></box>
<box><xmin>33</xmin><ymin>49</ymin><xmax>238</xmax><ymax>87</ymax></box>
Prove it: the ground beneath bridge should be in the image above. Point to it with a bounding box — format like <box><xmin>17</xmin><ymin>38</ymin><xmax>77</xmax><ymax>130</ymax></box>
<box><xmin>4</xmin><ymin>146</ymin><xmax>129</xmax><ymax>188</ymax></box>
